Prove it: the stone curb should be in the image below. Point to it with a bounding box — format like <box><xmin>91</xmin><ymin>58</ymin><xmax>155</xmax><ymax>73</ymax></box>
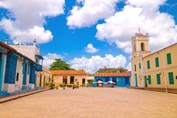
<box><xmin>0</xmin><ymin>89</ymin><xmax>49</xmax><ymax>104</ymax></box>
<box><xmin>130</xmin><ymin>87</ymin><xmax>177</xmax><ymax>94</ymax></box>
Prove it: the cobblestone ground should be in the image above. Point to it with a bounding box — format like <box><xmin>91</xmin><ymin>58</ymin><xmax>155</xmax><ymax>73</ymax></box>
<box><xmin>0</xmin><ymin>88</ymin><xmax>177</xmax><ymax>118</ymax></box>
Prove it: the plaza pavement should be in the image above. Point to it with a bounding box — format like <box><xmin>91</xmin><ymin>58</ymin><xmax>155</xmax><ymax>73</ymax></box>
<box><xmin>0</xmin><ymin>87</ymin><xmax>177</xmax><ymax>118</ymax></box>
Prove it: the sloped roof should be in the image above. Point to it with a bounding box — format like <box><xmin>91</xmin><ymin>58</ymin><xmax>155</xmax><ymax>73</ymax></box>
<box><xmin>0</xmin><ymin>41</ymin><xmax>16</xmax><ymax>51</ymax></box>
<box><xmin>42</xmin><ymin>67</ymin><xmax>52</xmax><ymax>74</ymax></box>
<box><xmin>0</xmin><ymin>41</ymin><xmax>39</xmax><ymax>65</ymax></box>
<box><xmin>94</xmin><ymin>72</ymin><xmax>131</xmax><ymax>77</ymax></box>
<box><xmin>51</xmin><ymin>70</ymin><xmax>87</xmax><ymax>75</ymax></box>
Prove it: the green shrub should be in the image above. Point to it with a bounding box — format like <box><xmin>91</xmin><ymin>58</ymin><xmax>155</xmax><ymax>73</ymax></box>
<box><xmin>49</xmin><ymin>82</ymin><xmax>55</xmax><ymax>89</ymax></box>
<box><xmin>66</xmin><ymin>84</ymin><xmax>72</xmax><ymax>87</ymax></box>
<box><xmin>45</xmin><ymin>83</ymin><xmax>49</xmax><ymax>87</ymax></box>
<box><xmin>60</xmin><ymin>84</ymin><xmax>66</xmax><ymax>88</ymax></box>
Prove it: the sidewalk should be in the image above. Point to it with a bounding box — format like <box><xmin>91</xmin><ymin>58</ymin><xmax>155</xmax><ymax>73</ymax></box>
<box><xmin>130</xmin><ymin>87</ymin><xmax>177</xmax><ymax>94</ymax></box>
<box><xmin>0</xmin><ymin>89</ymin><xmax>49</xmax><ymax>104</ymax></box>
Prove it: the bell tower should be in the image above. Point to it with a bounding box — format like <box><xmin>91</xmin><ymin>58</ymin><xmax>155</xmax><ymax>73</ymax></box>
<box><xmin>132</xmin><ymin>32</ymin><xmax>151</xmax><ymax>59</ymax></box>
<box><xmin>131</xmin><ymin>31</ymin><xmax>151</xmax><ymax>88</ymax></box>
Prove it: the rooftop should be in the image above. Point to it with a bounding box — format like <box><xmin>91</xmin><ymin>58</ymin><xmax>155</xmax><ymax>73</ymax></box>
<box><xmin>94</xmin><ymin>72</ymin><xmax>131</xmax><ymax>77</ymax></box>
<box><xmin>136</xmin><ymin>33</ymin><xmax>145</xmax><ymax>36</ymax></box>
<box><xmin>51</xmin><ymin>70</ymin><xmax>87</xmax><ymax>75</ymax></box>
<box><xmin>0</xmin><ymin>41</ymin><xmax>40</xmax><ymax>65</ymax></box>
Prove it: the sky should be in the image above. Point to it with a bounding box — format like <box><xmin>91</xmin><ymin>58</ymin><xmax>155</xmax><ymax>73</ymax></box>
<box><xmin>0</xmin><ymin>0</ymin><xmax>177</xmax><ymax>73</ymax></box>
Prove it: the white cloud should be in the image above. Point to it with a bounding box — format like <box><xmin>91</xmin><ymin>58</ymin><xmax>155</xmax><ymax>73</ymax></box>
<box><xmin>126</xmin><ymin>62</ymin><xmax>131</xmax><ymax>71</ymax></box>
<box><xmin>43</xmin><ymin>53</ymin><xmax>64</xmax><ymax>69</ymax></box>
<box><xmin>70</xmin><ymin>54</ymin><xmax>127</xmax><ymax>73</ymax></box>
<box><xmin>67</xmin><ymin>0</ymin><xmax>119</xmax><ymax>28</ymax></box>
<box><xmin>126</xmin><ymin>0</ymin><xmax>166</xmax><ymax>10</ymax></box>
<box><xmin>96</xmin><ymin>0</ymin><xmax>177</xmax><ymax>53</ymax></box>
<box><xmin>0</xmin><ymin>19</ymin><xmax>53</xmax><ymax>43</ymax></box>
<box><xmin>0</xmin><ymin>0</ymin><xmax>65</xmax><ymax>43</ymax></box>
<box><xmin>85</xmin><ymin>43</ymin><xmax>99</xmax><ymax>53</ymax></box>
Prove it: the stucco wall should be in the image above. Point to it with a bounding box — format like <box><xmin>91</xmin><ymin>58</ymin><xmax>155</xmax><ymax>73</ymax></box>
<box><xmin>53</xmin><ymin>75</ymin><xmax>93</xmax><ymax>85</ymax></box>
<box><xmin>10</xmin><ymin>44</ymin><xmax>40</xmax><ymax>62</ymax></box>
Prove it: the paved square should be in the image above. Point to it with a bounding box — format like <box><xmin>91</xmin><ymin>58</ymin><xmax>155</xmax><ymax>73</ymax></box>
<box><xmin>0</xmin><ymin>88</ymin><xmax>177</xmax><ymax>118</ymax></box>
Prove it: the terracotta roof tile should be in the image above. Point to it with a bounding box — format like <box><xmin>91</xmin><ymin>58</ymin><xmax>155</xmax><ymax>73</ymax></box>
<box><xmin>51</xmin><ymin>70</ymin><xmax>87</xmax><ymax>75</ymax></box>
<box><xmin>94</xmin><ymin>72</ymin><xmax>131</xmax><ymax>77</ymax></box>
<box><xmin>136</xmin><ymin>33</ymin><xmax>145</xmax><ymax>36</ymax></box>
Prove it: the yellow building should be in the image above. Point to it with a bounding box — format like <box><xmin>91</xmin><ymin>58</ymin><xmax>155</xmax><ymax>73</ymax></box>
<box><xmin>131</xmin><ymin>33</ymin><xmax>177</xmax><ymax>89</ymax></box>
<box><xmin>51</xmin><ymin>70</ymin><xmax>94</xmax><ymax>86</ymax></box>
<box><xmin>36</xmin><ymin>67</ymin><xmax>53</xmax><ymax>88</ymax></box>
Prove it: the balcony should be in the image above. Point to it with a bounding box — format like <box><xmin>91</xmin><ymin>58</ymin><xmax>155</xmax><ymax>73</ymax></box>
<box><xmin>35</xmin><ymin>64</ymin><xmax>42</xmax><ymax>71</ymax></box>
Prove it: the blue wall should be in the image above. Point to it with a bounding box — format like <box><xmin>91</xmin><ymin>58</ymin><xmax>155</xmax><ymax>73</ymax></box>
<box><xmin>23</xmin><ymin>59</ymin><xmax>27</xmax><ymax>85</ymax></box>
<box><xmin>0</xmin><ymin>53</ymin><xmax>5</xmax><ymax>90</ymax></box>
<box><xmin>94</xmin><ymin>76</ymin><xmax>130</xmax><ymax>87</ymax></box>
<box><xmin>4</xmin><ymin>52</ymin><xmax>18</xmax><ymax>84</ymax></box>
<box><xmin>29</xmin><ymin>63</ymin><xmax>36</xmax><ymax>84</ymax></box>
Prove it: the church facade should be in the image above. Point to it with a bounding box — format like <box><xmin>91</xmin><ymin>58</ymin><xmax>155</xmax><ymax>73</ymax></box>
<box><xmin>131</xmin><ymin>33</ymin><xmax>177</xmax><ymax>89</ymax></box>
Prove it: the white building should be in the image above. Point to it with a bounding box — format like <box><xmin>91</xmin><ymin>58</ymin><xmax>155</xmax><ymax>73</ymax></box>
<box><xmin>0</xmin><ymin>40</ymin><xmax>43</xmax><ymax>96</ymax></box>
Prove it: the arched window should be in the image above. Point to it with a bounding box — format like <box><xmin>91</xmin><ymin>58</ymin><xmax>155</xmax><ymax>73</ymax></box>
<box><xmin>141</xmin><ymin>43</ymin><xmax>145</xmax><ymax>51</ymax></box>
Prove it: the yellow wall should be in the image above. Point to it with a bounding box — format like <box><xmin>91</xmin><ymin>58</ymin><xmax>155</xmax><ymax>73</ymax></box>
<box><xmin>143</xmin><ymin>43</ymin><xmax>177</xmax><ymax>89</ymax></box>
<box><xmin>36</xmin><ymin>67</ymin><xmax>52</xmax><ymax>88</ymax></box>
<box><xmin>131</xmin><ymin>32</ymin><xmax>177</xmax><ymax>89</ymax></box>
<box><xmin>53</xmin><ymin>75</ymin><xmax>94</xmax><ymax>86</ymax></box>
<box><xmin>131</xmin><ymin>34</ymin><xmax>151</xmax><ymax>87</ymax></box>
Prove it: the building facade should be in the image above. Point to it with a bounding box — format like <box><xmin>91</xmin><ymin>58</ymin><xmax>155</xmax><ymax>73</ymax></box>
<box><xmin>36</xmin><ymin>67</ymin><xmax>53</xmax><ymax>88</ymax></box>
<box><xmin>94</xmin><ymin>72</ymin><xmax>131</xmax><ymax>87</ymax></box>
<box><xmin>131</xmin><ymin>33</ymin><xmax>177</xmax><ymax>89</ymax></box>
<box><xmin>0</xmin><ymin>40</ymin><xmax>42</xmax><ymax>96</ymax></box>
<box><xmin>51</xmin><ymin>70</ymin><xmax>94</xmax><ymax>86</ymax></box>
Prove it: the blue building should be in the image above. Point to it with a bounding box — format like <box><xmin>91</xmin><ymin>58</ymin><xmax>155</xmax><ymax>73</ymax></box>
<box><xmin>94</xmin><ymin>72</ymin><xmax>131</xmax><ymax>87</ymax></box>
<box><xmin>0</xmin><ymin>41</ymin><xmax>43</xmax><ymax>97</ymax></box>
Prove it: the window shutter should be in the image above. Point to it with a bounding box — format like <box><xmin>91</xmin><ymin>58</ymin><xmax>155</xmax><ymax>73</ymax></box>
<box><xmin>139</xmin><ymin>63</ymin><xmax>141</xmax><ymax>69</ymax></box>
<box><xmin>5</xmin><ymin>52</ymin><xmax>18</xmax><ymax>84</ymax></box>
<box><xmin>29</xmin><ymin>63</ymin><xmax>36</xmax><ymax>84</ymax></box>
<box><xmin>23</xmin><ymin>59</ymin><xmax>27</xmax><ymax>85</ymax></box>
<box><xmin>168</xmin><ymin>72</ymin><xmax>174</xmax><ymax>84</ymax></box>
<box><xmin>148</xmin><ymin>75</ymin><xmax>151</xmax><ymax>84</ymax></box>
<box><xmin>147</xmin><ymin>61</ymin><xmax>150</xmax><ymax>69</ymax></box>
<box><xmin>156</xmin><ymin>74</ymin><xmax>161</xmax><ymax>84</ymax></box>
<box><xmin>167</xmin><ymin>53</ymin><xmax>172</xmax><ymax>64</ymax></box>
<box><xmin>155</xmin><ymin>57</ymin><xmax>159</xmax><ymax>67</ymax></box>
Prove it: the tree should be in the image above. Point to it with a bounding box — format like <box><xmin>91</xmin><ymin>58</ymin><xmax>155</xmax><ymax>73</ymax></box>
<box><xmin>116</xmin><ymin>67</ymin><xmax>128</xmax><ymax>73</ymax></box>
<box><xmin>49</xmin><ymin>59</ymin><xmax>74</xmax><ymax>70</ymax></box>
<box><xmin>96</xmin><ymin>67</ymin><xmax>128</xmax><ymax>73</ymax></box>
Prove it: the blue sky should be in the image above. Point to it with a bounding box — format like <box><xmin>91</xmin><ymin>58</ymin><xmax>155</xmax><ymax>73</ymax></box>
<box><xmin>0</xmin><ymin>0</ymin><xmax>177</xmax><ymax>73</ymax></box>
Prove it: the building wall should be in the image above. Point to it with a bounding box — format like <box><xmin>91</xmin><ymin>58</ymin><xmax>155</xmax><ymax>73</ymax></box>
<box><xmin>143</xmin><ymin>44</ymin><xmax>177</xmax><ymax>89</ymax></box>
<box><xmin>131</xmin><ymin>33</ymin><xmax>151</xmax><ymax>88</ymax></box>
<box><xmin>94</xmin><ymin>76</ymin><xmax>130</xmax><ymax>87</ymax></box>
<box><xmin>10</xmin><ymin>45</ymin><xmax>36</xmax><ymax>62</ymax></box>
<box><xmin>131</xmin><ymin>58</ymin><xmax>142</xmax><ymax>87</ymax></box>
<box><xmin>36</xmin><ymin>67</ymin><xmax>52</xmax><ymax>88</ymax></box>
<box><xmin>131</xmin><ymin>33</ymin><xmax>177</xmax><ymax>89</ymax></box>
<box><xmin>0</xmin><ymin>53</ymin><xmax>6</xmax><ymax>91</ymax></box>
<box><xmin>86</xmin><ymin>75</ymin><xmax>94</xmax><ymax>83</ymax></box>
<box><xmin>15</xmin><ymin>58</ymin><xmax>23</xmax><ymax>91</ymax></box>
<box><xmin>53</xmin><ymin>75</ymin><xmax>92</xmax><ymax>85</ymax></box>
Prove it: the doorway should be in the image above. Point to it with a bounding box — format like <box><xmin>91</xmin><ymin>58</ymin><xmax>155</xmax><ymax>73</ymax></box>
<box><xmin>63</xmin><ymin>76</ymin><xmax>67</xmax><ymax>84</ymax></box>
<box><xmin>144</xmin><ymin>76</ymin><xmax>147</xmax><ymax>87</ymax></box>
<box><xmin>135</xmin><ymin>74</ymin><xmax>138</xmax><ymax>87</ymax></box>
